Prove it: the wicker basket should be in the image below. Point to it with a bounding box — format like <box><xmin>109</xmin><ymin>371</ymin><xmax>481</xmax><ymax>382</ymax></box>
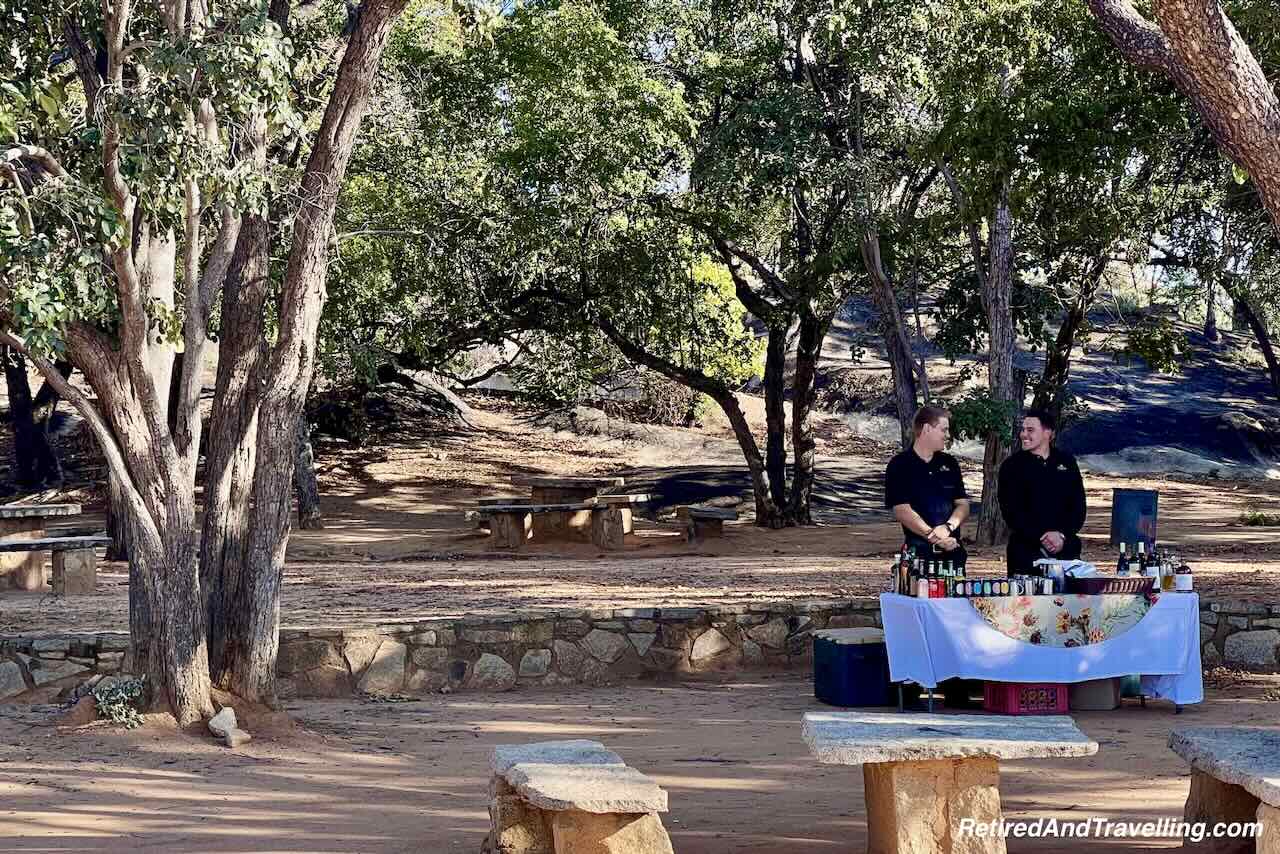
<box><xmin>1063</xmin><ymin>575</ymin><xmax>1154</xmax><ymax>595</ymax></box>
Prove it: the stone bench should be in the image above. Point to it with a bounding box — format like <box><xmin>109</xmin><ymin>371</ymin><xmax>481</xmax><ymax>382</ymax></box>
<box><xmin>480</xmin><ymin>495</ymin><xmax>651</xmax><ymax>550</ymax></box>
<box><xmin>0</xmin><ymin>503</ymin><xmax>82</xmax><ymax>590</ymax></box>
<box><xmin>588</xmin><ymin>494</ymin><xmax>650</xmax><ymax>550</ymax></box>
<box><xmin>468</xmin><ymin>498</ymin><xmax>532</xmax><ymax>530</ymax></box>
<box><xmin>1169</xmin><ymin>726</ymin><xmax>1280</xmax><ymax>854</ymax></box>
<box><xmin>674</xmin><ymin>505</ymin><xmax>738</xmax><ymax>542</ymax></box>
<box><xmin>0</xmin><ymin>535</ymin><xmax>109</xmax><ymax>596</ymax></box>
<box><xmin>802</xmin><ymin>711</ymin><xmax>1098</xmax><ymax>854</ymax></box>
<box><xmin>483</xmin><ymin>739</ymin><xmax>673</xmax><ymax>854</ymax></box>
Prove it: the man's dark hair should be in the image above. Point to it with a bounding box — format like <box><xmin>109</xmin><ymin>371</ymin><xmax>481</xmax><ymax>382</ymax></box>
<box><xmin>1023</xmin><ymin>408</ymin><xmax>1057</xmax><ymax>432</ymax></box>
<box><xmin>912</xmin><ymin>405</ymin><xmax>951</xmax><ymax>437</ymax></box>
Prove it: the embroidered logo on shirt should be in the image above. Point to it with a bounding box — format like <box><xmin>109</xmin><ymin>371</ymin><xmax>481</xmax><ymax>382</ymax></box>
<box><xmin>1057</xmin><ymin>464</ymin><xmax>1068</xmax><ymax>471</ymax></box>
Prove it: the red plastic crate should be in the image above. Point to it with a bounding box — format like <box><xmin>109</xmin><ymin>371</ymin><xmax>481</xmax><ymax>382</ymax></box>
<box><xmin>983</xmin><ymin>681</ymin><xmax>1069</xmax><ymax>715</ymax></box>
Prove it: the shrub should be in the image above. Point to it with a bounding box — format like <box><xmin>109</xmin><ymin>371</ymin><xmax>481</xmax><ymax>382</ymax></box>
<box><xmin>1240</xmin><ymin>508</ymin><xmax>1280</xmax><ymax>526</ymax></box>
<box><xmin>92</xmin><ymin>676</ymin><xmax>146</xmax><ymax>729</ymax></box>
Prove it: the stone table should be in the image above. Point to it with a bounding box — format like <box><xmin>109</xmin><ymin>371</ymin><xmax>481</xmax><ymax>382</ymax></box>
<box><xmin>1169</xmin><ymin>727</ymin><xmax>1280</xmax><ymax>854</ymax></box>
<box><xmin>485</xmin><ymin>738</ymin><xmax>672</xmax><ymax>854</ymax></box>
<box><xmin>802</xmin><ymin>711</ymin><xmax>1098</xmax><ymax>854</ymax></box>
<box><xmin>0</xmin><ymin>503</ymin><xmax>81</xmax><ymax>591</ymax></box>
<box><xmin>513</xmin><ymin>476</ymin><xmax>625</xmax><ymax>542</ymax></box>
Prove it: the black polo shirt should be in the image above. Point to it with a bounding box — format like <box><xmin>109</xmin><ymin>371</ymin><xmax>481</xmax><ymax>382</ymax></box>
<box><xmin>998</xmin><ymin>447</ymin><xmax>1087</xmax><ymax>571</ymax></box>
<box><xmin>884</xmin><ymin>448</ymin><xmax>969</xmax><ymax>550</ymax></box>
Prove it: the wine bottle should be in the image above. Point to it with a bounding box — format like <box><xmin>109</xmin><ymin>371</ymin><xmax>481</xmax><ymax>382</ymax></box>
<box><xmin>1116</xmin><ymin>542</ymin><xmax>1129</xmax><ymax>577</ymax></box>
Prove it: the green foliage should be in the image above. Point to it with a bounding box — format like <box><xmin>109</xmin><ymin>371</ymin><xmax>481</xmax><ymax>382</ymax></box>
<box><xmin>946</xmin><ymin>388</ymin><xmax>1019</xmax><ymax>442</ymax></box>
<box><xmin>1123</xmin><ymin>315</ymin><xmax>1183</xmax><ymax>374</ymax></box>
<box><xmin>92</xmin><ymin>676</ymin><xmax>146</xmax><ymax>729</ymax></box>
<box><xmin>1240</xmin><ymin>508</ymin><xmax>1280</xmax><ymax>527</ymax></box>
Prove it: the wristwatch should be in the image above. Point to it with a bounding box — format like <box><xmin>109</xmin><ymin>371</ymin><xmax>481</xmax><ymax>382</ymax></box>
<box><xmin>943</xmin><ymin>522</ymin><xmax>956</xmax><ymax>534</ymax></box>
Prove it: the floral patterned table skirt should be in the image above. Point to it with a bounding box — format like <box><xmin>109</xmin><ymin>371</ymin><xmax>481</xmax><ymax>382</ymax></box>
<box><xmin>969</xmin><ymin>592</ymin><xmax>1159</xmax><ymax>647</ymax></box>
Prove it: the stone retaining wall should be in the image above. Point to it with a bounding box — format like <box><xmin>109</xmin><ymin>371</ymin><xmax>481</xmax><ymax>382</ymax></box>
<box><xmin>2</xmin><ymin>596</ymin><xmax>1277</xmax><ymax>700</ymax></box>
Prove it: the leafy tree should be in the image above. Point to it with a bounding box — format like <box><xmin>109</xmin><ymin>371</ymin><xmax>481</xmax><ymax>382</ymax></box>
<box><xmin>0</xmin><ymin>0</ymin><xmax>410</xmax><ymax>723</ymax></box>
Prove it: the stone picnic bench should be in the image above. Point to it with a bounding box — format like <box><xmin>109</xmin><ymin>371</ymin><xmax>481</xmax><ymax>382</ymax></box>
<box><xmin>483</xmin><ymin>739</ymin><xmax>673</xmax><ymax>854</ymax></box>
<box><xmin>476</xmin><ymin>477</ymin><xmax>651</xmax><ymax>550</ymax></box>
<box><xmin>1169</xmin><ymin>726</ymin><xmax>1280</xmax><ymax>854</ymax></box>
<box><xmin>0</xmin><ymin>503</ymin><xmax>109</xmax><ymax>595</ymax></box>
<box><xmin>802</xmin><ymin>711</ymin><xmax>1098</xmax><ymax>854</ymax></box>
<box><xmin>674</xmin><ymin>505</ymin><xmax>738</xmax><ymax>542</ymax></box>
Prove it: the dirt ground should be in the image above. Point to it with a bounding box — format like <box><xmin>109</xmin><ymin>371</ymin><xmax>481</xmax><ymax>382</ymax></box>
<box><xmin>1</xmin><ymin>672</ymin><xmax>1277</xmax><ymax>853</ymax></box>
<box><xmin>2</xmin><ymin>394</ymin><xmax>1280</xmax><ymax>852</ymax></box>
<box><xmin>2</xmin><ymin>396</ymin><xmax>1279</xmax><ymax>634</ymax></box>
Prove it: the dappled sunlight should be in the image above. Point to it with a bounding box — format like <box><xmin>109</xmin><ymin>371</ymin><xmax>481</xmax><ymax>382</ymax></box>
<box><xmin>4</xmin><ymin>672</ymin><xmax>1278</xmax><ymax>851</ymax></box>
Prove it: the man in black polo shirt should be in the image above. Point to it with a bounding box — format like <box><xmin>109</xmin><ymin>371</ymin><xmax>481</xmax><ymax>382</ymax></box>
<box><xmin>998</xmin><ymin>407</ymin><xmax>1087</xmax><ymax>574</ymax></box>
<box><xmin>884</xmin><ymin>405</ymin><xmax>969</xmax><ymax>561</ymax></box>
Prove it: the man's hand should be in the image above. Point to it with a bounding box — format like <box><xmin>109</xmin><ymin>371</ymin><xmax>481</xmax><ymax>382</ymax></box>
<box><xmin>927</xmin><ymin>524</ymin><xmax>951</xmax><ymax>545</ymax></box>
<box><xmin>938</xmin><ymin>536</ymin><xmax>959</xmax><ymax>551</ymax></box>
<box><xmin>1040</xmin><ymin>530</ymin><xmax>1066</xmax><ymax>554</ymax></box>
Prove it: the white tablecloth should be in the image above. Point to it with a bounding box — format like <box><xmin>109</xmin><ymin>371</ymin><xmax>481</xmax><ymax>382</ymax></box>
<box><xmin>879</xmin><ymin>591</ymin><xmax>1203</xmax><ymax>705</ymax></box>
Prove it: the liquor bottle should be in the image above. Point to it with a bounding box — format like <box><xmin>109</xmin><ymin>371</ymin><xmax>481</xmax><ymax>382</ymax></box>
<box><xmin>1116</xmin><ymin>542</ymin><xmax>1129</xmax><ymax>577</ymax></box>
<box><xmin>1175</xmin><ymin>558</ymin><xmax>1193</xmax><ymax>591</ymax></box>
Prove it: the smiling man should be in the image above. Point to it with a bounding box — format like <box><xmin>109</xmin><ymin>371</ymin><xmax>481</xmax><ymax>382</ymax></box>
<box><xmin>997</xmin><ymin>408</ymin><xmax>1087</xmax><ymax>575</ymax></box>
<box><xmin>884</xmin><ymin>405</ymin><xmax>969</xmax><ymax>564</ymax></box>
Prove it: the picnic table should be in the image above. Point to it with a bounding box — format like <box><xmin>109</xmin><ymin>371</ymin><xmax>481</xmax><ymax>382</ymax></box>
<box><xmin>0</xmin><ymin>503</ymin><xmax>82</xmax><ymax>591</ymax></box>
<box><xmin>802</xmin><ymin>711</ymin><xmax>1097</xmax><ymax>854</ymax></box>
<box><xmin>512</xmin><ymin>476</ymin><xmax>626</xmax><ymax>542</ymax></box>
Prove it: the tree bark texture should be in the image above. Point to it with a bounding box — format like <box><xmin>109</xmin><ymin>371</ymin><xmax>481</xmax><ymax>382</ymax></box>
<box><xmin>976</xmin><ymin>183</ymin><xmax>1015</xmax><ymax>548</ymax></box>
<box><xmin>294</xmin><ymin>414</ymin><xmax>323</xmax><ymax>529</ymax></box>
<box><xmin>1087</xmin><ymin>0</ymin><xmax>1280</xmax><ymax>233</ymax></box>
<box><xmin>862</xmin><ymin>234</ymin><xmax>922</xmax><ymax>449</ymax></box>
<box><xmin>201</xmin><ymin>212</ymin><xmax>268</xmax><ymax>688</ymax></box>
<box><xmin>762</xmin><ymin>324</ymin><xmax>789</xmax><ymax>511</ymax></box>
<box><xmin>787</xmin><ymin>311</ymin><xmax>830</xmax><ymax>525</ymax></box>
<box><xmin>0</xmin><ymin>0</ymin><xmax>410</xmax><ymax>722</ymax></box>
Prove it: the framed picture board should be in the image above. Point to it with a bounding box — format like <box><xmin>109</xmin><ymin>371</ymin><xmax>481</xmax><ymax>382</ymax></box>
<box><xmin>1110</xmin><ymin>488</ymin><xmax>1158</xmax><ymax>547</ymax></box>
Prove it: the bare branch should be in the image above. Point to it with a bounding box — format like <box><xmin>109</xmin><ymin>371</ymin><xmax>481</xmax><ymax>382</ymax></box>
<box><xmin>3</xmin><ymin>145</ymin><xmax>69</xmax><ymax>179</ymax></box>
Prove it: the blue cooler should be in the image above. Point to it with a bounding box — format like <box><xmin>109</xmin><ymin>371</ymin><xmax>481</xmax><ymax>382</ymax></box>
<box><xmin>813</xmin><ymin>628</ymin><xmax>892</xmax><ymax>707</ymax></box>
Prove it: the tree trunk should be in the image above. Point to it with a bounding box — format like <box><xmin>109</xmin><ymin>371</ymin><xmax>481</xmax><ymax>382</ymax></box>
<box><xmin>107</xmin><ymin>465</ymin><xmax>132</xmax><ymax>561</ymax></box>
<box><xmin>863</xmin><ymin>235</ymin><xmax>921</xmax><ymax>448</ymax></box>
<box><xmin>217</xmin><ymin>0</ymin><xmax>409</xmax><ymax>702</ymax></box>
<box><xmin>1032</xmin><ymin>255</ymin><xmax>1106</xmax><ymax>420</ymax></box>
<box><xmin>1204</xmin><ymin>278</ymin><xmax>1220</xmax><ymax>341</ymax></box>
<box><xmin>2</xmin><ymin>349</ymin><xmax>62</xmax><ymax>487</ymax></box>
<box><xmin>762</xmin><ymin>324</ymin><xmax>789</xmax><ymax>509</ymax></box>
<box><xmin>976</xmin><ymin>183</ymin><xmax>1016</xmax><ymax>548</ymax></box>
<box><xmin>202</xmin><ymin>212</ymin><xmax>269</xmax><ymax>687</ymax></box>
<box><xmin>786</xmin><ymin>311</ymin><xmax>829</xmax><ymax>525</ymax></box>
<box><xmin>1229</xmin><ymin>292</ymin><xmax>1280</xmax><ymax>400</ymax></box>
<box><xmin>1232</xmin><ymin>296</ymin><xmax>1251</xmax><ymax>331</ymax></box>
<box><xmin>294</xmin><ymin>414</ymin><xmax>323</xmax><ymax>529</ymax></box>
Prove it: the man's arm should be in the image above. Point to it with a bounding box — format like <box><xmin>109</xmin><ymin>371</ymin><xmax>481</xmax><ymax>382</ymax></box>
<box><xmin>893</xmin><ymin>504</ymin><xmax>936</xmax><ymax>539</ymax></box>
<box><xmin>947</xmin><ymin>498</ymin><xmax>970</xmax><ymax>533</ymax></box>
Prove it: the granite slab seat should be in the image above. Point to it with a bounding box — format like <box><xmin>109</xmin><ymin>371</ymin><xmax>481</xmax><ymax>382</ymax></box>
<box><xmin>1169</xmin><ymin>727</ymin><xmax>1280</xmax><ymax>854</ymax></box>
<box><xmin>801</xmin><ymin>712</ymin><xmax>1098</xmax><ymax>854</ymax></box>
<box><xmin>0</xmin><ymin>503</ymin><xmax>84</xmax><ymax>591</ymax></box>
<box><xmin>674</xmin><ymin>505</ymin><xmax>738</xmax><ymax>542</ymax></box>
<box><xmin>482</xmin><ymin>739</ymin><xmax>673</xmax><ymax>854</ymax></box>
